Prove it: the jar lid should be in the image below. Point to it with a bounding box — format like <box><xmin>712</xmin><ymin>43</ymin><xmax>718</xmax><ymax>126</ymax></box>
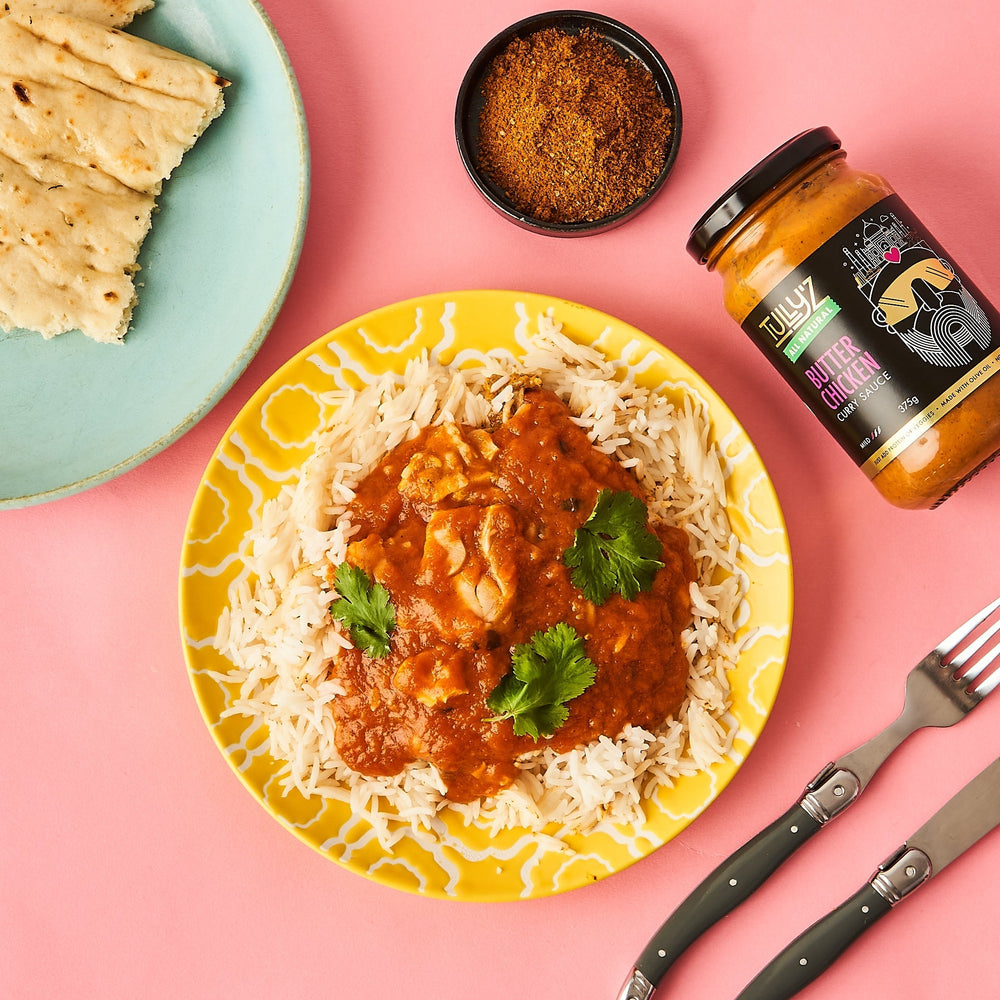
<box><xmin>686</xmin><ymin>126</ymin><xmax>841</xmax><ymax>263</ymax></box>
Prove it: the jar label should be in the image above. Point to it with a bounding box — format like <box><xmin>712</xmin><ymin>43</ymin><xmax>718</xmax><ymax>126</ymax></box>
<box><xmin>741</xmin><ymin>194</ymin><xmax>1000</xmax><ymax>476</ymax></box>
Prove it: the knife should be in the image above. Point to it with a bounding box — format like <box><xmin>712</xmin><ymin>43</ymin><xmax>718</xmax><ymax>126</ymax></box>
<box><xmin>733</xmin><ymin>754</ymin><xmax>1000</xmax><ymax>1000</ymax></box>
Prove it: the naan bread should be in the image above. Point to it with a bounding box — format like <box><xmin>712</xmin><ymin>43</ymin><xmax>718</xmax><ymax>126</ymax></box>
<box><xmin>0</xmin><ymin>11</ymin><xmax>226</xmax><ymax>194</ymax></box>
<box><xmin>0</xmin><ymin>150</ymin><xmax>154</xmax><ymax>341</ymax></box>
<box><xmin>1</xmin><ymin>0</ymin><xmax>154</xmax><ymax>28</ymax></box>
<box><xmin>0</xmin><ymin>8</ymin><xmax>227</xmax><ymax>341</ymax></box>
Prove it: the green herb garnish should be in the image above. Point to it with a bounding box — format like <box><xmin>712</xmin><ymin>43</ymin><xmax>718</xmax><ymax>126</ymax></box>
<box><xmin>486</xmin><ymin>623</ymin><xmax>597</xmax><ymax>740</ymax></box>
<box><xmin>330</xmin><ymin>563</ymin><xmax>396</xmax><ymax>658</ymax></box>
<box><xmin>563</xmin><ymin>488</ymin><xmax>665</xmax><ymax>605</ymax></box>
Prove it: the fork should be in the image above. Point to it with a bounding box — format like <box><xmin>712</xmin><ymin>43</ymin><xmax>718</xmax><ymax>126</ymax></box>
<box><xmin>616</xmin><ymin>595</ymin><xmax>1000</xmax><ymax>1000</ymax></box>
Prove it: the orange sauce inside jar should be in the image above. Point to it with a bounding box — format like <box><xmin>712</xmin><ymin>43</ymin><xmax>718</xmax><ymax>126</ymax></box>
<box><xmin>689</xmin><ymin>127</ymin><xmax>1000</xmax><ymax>509</ymax></box>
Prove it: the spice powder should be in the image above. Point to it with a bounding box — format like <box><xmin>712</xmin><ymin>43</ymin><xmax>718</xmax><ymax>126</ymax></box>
<box><xmin>477</xmin><ymin>27</ymin><xmax>673</xmax><ymax>224</ymax></box>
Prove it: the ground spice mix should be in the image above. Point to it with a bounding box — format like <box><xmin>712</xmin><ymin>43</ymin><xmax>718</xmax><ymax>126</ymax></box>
<box><xmin>478</xmin><ymin>27</ymin><xmax>673</xmax><ymax>224</ymax></box>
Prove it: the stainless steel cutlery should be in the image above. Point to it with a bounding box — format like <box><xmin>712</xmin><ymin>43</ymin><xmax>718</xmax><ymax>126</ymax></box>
<box><xmin>617</xmin><ymin>595</ymin><xmax>1000</xmax><ymax>1000</ymax></box>
<box><xmin>733</xmin><ymin>753</ymin><xmax>1000</xmax><ymax>999</ymax></box>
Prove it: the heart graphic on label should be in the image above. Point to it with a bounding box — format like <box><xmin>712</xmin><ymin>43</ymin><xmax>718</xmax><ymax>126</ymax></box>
<box><xmin>884</xmin><ymin>247</ymin><xmax>901</xmax><ymax>263</ymax></box>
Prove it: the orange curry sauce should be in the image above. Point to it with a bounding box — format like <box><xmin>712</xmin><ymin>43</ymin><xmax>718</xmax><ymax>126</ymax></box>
<box><xmin>327</xmin><ymin>389</ymin><xmax>695</xmax><ymax>802</ymax></box>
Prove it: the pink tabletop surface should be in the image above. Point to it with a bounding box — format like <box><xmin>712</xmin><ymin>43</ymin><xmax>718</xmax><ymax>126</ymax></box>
<box><xmin>4</xmin><ymin>1</ymin><xmax>1000</xmax><ymax>998</ymax></box>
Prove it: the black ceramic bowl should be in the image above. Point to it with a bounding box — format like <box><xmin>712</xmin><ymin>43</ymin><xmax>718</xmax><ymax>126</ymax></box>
<box><xmin>455</xmin><ymin>9</ymin><xmax>682</xmax><ymax>237</ymax></box>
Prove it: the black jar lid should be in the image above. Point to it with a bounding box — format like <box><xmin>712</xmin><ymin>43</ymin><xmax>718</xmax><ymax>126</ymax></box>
<box><xmin>686</xmin><ymin>126</ymin><xmax>842</xmax><ymax>263</ymax></box>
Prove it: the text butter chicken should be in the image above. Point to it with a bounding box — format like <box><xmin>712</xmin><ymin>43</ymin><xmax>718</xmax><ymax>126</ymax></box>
<box><xmin>326</xmin><ymin>388</ymin><xmax>695</xmax><ymax>802</ymax></box>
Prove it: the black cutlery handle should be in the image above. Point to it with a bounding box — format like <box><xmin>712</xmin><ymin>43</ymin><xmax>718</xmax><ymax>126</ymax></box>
<box><xmin>734</xmin><ymin>883</ymin><xmax>892</xmax><ymax>1000</ymax></box>
<box><xmin>635</xmin><ymin>802</ymin><xmax>822</xmax><ymax>985</ymax></box>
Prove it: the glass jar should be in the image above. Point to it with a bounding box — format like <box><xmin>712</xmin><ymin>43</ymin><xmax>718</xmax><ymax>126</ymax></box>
<box><xmin>688</xmin><ymin>126</ymin><xmax>1000</xmax><ymax>509</ymax></box>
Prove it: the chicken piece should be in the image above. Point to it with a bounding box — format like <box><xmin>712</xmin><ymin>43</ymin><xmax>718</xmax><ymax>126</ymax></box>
<box><xmin>392</xmin><ymin>646</ymin><xmax>469</xmax><ymax>708</ymax></box>
<box><xmin>418</xmin><ymin>504</ymin><xmax>520</xmax><ymax>640</ymax></box>
<box><xmin>398</xmin><ymin>423</ymin><xmax>498</xmax><ymax>503</ymax></box>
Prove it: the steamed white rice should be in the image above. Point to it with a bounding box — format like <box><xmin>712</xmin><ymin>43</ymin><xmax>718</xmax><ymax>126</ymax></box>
<box><xmin>212</xmin><ymin>316</ymin><xmax>749</xmax><ymax>849</ymax></box>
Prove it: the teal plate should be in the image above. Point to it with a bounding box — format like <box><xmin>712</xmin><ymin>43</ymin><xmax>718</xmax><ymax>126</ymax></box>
<box><xmin>0</xmin><ymin>0</ymin><xmax>309</xmax><ymax>508</ymax></box>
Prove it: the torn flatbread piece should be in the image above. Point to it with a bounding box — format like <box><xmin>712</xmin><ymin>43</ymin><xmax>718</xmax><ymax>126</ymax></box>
<box><xmin>0</xmin><ymin>149</ymin><xmax>155</xmax><ymax>341</ymax></box>
<box><xmin>0</xmin><ymin>11</ymin><xmax>227</xmax><ymax>194</ymax></box>
<box><xmin>0</xmin><ymin>9</ymin><xmax>228</xmax><ymax>342</ymax></box>
<box><xmin>0</xmin><ymin>0</ymin><xmax>154</xmax><ymax>28</ymax></box>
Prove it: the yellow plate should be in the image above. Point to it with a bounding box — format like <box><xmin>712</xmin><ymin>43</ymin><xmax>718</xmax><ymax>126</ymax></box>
<box><xmin>179</xmin><ymin>290</ymin><xmax>793</xmax><ymax>900</ymax></box>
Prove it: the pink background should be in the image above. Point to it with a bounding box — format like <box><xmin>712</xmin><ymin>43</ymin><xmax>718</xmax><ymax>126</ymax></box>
<box><xmin>4</xmin><ymin>1</ymin><xmax>1000</xmax><ymax>998</ymax></box>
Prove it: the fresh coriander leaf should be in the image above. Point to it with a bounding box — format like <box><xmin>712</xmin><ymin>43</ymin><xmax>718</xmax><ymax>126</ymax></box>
<box><xmin>564</xmin><ymin>489</ymin><xmax>664</xmax><ymax>604</ymax></box>
<box><xmin>330</xmin><ymin>563</ymin><xmax>396</xmax><ymax>658</ymax></box>
<box><xmin>486</xmin><ymin>622</ymin><xmax>597</xmax><ymax>740</ymax></box>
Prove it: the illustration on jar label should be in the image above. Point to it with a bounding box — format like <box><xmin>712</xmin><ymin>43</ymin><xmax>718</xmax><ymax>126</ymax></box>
<box><xmin>743</xmin><ymin>194</ymin><xmax>1000</xmax><ymax>476</ymax></box>
<box><xmin>843</xmin><ymin>209</ymin><xmax>992</xmax><ymax>368</ymax></box>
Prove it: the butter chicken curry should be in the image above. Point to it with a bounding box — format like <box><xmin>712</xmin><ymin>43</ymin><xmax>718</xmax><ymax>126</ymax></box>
<box><xmin>327</xmin><ymin>389</ymin><xmax>695</xmax><ymax>802</ymax></box>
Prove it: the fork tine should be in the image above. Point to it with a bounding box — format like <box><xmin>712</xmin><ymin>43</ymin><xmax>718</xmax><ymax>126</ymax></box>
<box><xmin>936</xmin><ymin>595</ymin><xmax>1000</xmax><ymax>659</ymax></box>
<box><xmin>953</xmin><ymin>616</ymin><xmax>1000</xmax><ymax>681</ymax></box>
<box><xmin>966</xmin><ymin>637</ymin><xmax>1000</xmax><ymax>698</ymax></box>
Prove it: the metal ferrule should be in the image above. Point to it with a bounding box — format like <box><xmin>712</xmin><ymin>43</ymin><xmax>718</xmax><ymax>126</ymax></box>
<box><xmin>871</xmin><ymin>846</ymin><xmax>933</xmax><ymax>905</ymax></box>
<box><xmin>799</xmin><ymin>764</ymin><xmax>862</xmax><ymax>825</ymax></box>
<box><xmin>616</xmin><ymin>968</ymin><xmax>654</xmax><ymax>1000</ymax></box>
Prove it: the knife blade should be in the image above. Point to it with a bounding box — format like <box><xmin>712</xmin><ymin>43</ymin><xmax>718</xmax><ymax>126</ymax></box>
<box><xmin>733</xmin><ymin>754</ymin><xmax>1000</xmax><ymax>1000</ymax></box>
